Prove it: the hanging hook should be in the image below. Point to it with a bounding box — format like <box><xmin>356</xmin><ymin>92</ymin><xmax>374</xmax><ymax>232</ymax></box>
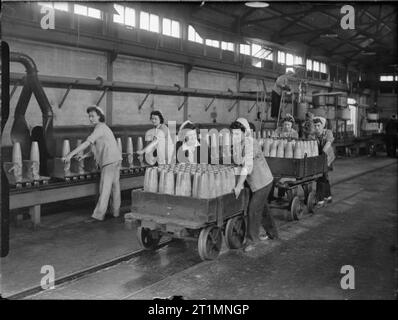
<box><xmin>138</xmin><ymin>91</ymin><xmax>151</xmax><ymax>111</ymax></box>
<box><xmin>204</xmin><ymin>97</ymin><xmax>216</xmax><ymax>112</ymax></box>
<box><xmin>178</xmin><ymin>96</ymin><xmax>188</xmax><ymax>111</ymax></box>
<box><xmin>228</xmin><ymin>99</ymin><xmax>238</xmax><ymax>112</ymax></box>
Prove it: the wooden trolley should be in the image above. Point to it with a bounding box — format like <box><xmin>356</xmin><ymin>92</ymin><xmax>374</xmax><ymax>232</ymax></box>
<box><xmin>266</xmin><ymin>153</ymin><xmax>328</xmax><ymax>221</ymax></box>
<box><xmin>125</xmin><ymin>188</ymin><xmax>250</xmax><ymax>261</ymax></box>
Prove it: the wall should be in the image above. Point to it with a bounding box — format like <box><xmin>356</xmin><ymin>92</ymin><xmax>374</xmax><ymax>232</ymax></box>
<box><xmin>377</xmin><ymin>93</ymin><xmax>398</xmax><ymax>118</ymax></box>
<box><xmin>3</xmin><ymin>38</ymin><xmax>107</xmax><ymax>145</ymax></box>
<box><xmin>3</xmin><ymin>38</ymin><xmax>269</xmax><ymax>147</ymax></box>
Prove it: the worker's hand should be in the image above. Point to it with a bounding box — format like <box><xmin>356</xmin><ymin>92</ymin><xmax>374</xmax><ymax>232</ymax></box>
<box><xmin>234</xmin><ymin>183</ymin><xmax>244</xmax><ymax>199</ymax></box>
<box><xmin>62</xmin><ymin>154</ymin><xmax>72</xmax><ymax>163</ymax></box>
<box><xmin>136</xmin><ymin>149</ymin><xmax>145</xmax><ymax>156</ymax></box>
<box><xmin>75</xmin><ymin>154</ymin><xmax>86</xmax><ymax>161</ymax></box>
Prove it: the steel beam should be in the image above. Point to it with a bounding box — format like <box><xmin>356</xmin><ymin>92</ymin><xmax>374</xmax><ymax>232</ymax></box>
<box><xmin>10</xmin><ymin>72</ymin><xmax>263</xmax><ymax>101</ymax></box>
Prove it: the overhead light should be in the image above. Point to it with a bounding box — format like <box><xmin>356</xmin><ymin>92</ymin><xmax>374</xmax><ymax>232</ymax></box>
<box><xmin>320</xmin><ymin>34</ymin><xmax>338</xmax><ymax>38</ymax></box>
<box><xmin>360</xmin><ymin>51</ymin><xmax>376</xmax><ymax>55</ymax></box>
<box><xmin>245</xmin><ymin>2</ymin><xmax>269</xmax><ymax>8</ymax></box>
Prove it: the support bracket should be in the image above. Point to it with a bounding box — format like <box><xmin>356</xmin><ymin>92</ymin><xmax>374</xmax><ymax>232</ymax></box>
<box><xmin>248</xmin><ymin>101</ymin><xmax>257</xmax><ymax>113</ymax></box>
<box><xmin>204</xmin><ymin>97</ymin><xmax>216</xmax><ymax>112</ymax></box>
<box><xmin>178</xmin><ymin>96</ymin><xmax>187</xmax><ymax>111</ymax></box>
<box><xmin>58</xmin><ymin>84</ymin><xmax>73</xmax><ymax>109</ymax></box>
<box><xmin>228</xmin><ymin>99</ymin><xmax>239</xmax><ymax>112</ymax></box>
<box><xmin>138</xmin><ymin>91</ymin><xmax>151</xmax><ymax>111</ymax></box>
<box><xmin>96</xmin><ymin>87</ymin><xmax>109</xmax><ymax>106</ymax></box>
<box><xmin>10</xmin><ymin>83</ymin><xmax>19</xmax><ymax>100</ymax></box>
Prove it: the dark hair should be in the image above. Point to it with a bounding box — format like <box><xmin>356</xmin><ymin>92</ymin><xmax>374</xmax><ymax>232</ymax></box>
<box><xmin>86</xmin><ymin>106</ymin><xmax>105</xmax><ymax>122</ymax></box>
<box><xmin>230</xmin><ymin>121</ymin><xmax>246</xmax><ymax>133</ymax></box>
<box><xmin>150</xmin><ymin>110</ymin><xmax>164</xmax><ymax>124</ymax></box>
<box><xmin>181</xmin><ymin>122</ymin><xmax>196</xmax><ymax>131</ymax></box>
<box><xmin>248</xmin><ymin>122</ymin><xmax>256</xmax><ymax>132</ymax></box>
<box><xmin>283</xmin><ymin>115</ymin><xmax>295</xmax><ymax>124</ymax></box>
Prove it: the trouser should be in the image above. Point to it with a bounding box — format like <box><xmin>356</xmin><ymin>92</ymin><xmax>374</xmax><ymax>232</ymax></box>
<box><xmin>246</xmin><ymin>183</ymin><xmax>277</xmax><ymax>242</ymax></box>
<box><xmin>268</xmin><ymin>180</ymin><xmax>286</xmax><ymax>201</ymax></box>
<box><xmin>271</xmin><ymin>91</ymin><xmax>281</xmax><ymax>118</ymax></box>
<box><xmin>385</xmin><ymin>135</ymin><xmax>397</xmax><ymax>157</ymax></box>
<box><xmin>92</xmin><ymin>161</ymin><xmax>121</xmax><ymax>220</ymax></box>
<box><xmin>316</xmin><ymin>173</ymin><xmax>331</xmax><ymax>201</ymax></box>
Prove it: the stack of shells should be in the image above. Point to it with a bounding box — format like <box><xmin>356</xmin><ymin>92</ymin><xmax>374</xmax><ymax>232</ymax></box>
<box><xmin>261</xmin><ymin>138</ymin><xmax>319</xmax><ymax>159</ymax></box>
<box><xmin>9</xmin><ymin>141</ymin><xmax>40</xmax><ymax>182</ymax></box>
<box><xmin>144</xmin><ymin>163</ymin><xmax>237</xmax><ymax>199</ymax></box>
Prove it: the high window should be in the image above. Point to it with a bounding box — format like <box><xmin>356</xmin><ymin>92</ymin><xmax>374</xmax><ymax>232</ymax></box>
<box><xmin>38</xmin><ymin>2</ymin><xmax>68</xmax><ymax>11</ymax></box>
<box><xmin>278</xmin><ymin>51</ymin><xmax>286</xmax><ymax>64</ymax></box>
<box><xmin>140</xmin><ymin>11</ymin><xmax>159</xmax><ymax>33</ymax></box>
<box><xmin>205</xmin><ymin>39</ymin><xmax>220</xmax><ymax>48</ymax></box>
<box><xmin>113</xmin><ymin>5</ymin><xmax>135</xmax><ymax>27</ymax></box>
<box><xmin>73</xmin><ymin>4</ymin><xmax>102</xmax><ymax>19</ymax></box>
<box><xmin>240</xmin><ymin>44</ymin><xmax>251</xmax><ymax>55</ymax></box>
<box><xmin>188</xmin><ymin>25</ymin><xmax>203</xmax><ymax>44</ymax></box>
<box><xmin>221</xmin><ymin>41</ymin><xmax>234</xmax><ymax>51</ymax></box>
<box><xmin>162</xmin><ymin>18</ymin><xmax>180</xmax><ymax>38</ymax></box>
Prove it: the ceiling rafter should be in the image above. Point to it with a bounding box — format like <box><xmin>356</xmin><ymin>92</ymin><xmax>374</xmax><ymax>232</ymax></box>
<box><xmin>242</xmin><ymin>8</ymin><xmax>317</xmax><ymax>27</ymax></box>
<box><xmin>317</xmin><ymin>10</ymin><xmax>392</xmax><ymax>48</ymax></box>
<box><xmin>274</xmin><ymin>8</ymin><xmax>315</xmax><ymax>39</ymax></box>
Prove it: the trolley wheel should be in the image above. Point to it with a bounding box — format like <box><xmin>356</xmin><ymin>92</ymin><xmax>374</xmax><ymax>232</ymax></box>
<box><xmin>290</xmin><ymin>196</ymin><xmax>304</xmax><ymax>220</ymax></box>
<box><xmin>198</xmin><ymin>225</ymin><xmax>223</xmax><ymax>261</ymax></box>
<box><xmin>137</xmin><ymin>226</ymin><xmax>161</xmax><ymax>250</ymax></box>
<box><xmin>306</xmin><ymin>191</ymin><xmax>317</xmax><ymax>214</ymax></box>
<box><xmin>225</xmin><ymin>216</ymin><xmax>246</xmax><ymax>249</ymax></box>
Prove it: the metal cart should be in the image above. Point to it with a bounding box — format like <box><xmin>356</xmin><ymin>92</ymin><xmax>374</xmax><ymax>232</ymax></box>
<box><xmin>125</xmin><ymin>188</ymin><xmax>250</xmax><ymax>261</ymax></box>
<box><xmin>266</xmin><ymin>154</ymin><xmax>328</xmax><ymax>221</ymax></box>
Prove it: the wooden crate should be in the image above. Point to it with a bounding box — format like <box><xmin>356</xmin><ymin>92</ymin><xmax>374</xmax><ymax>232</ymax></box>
<box><xmin>130</xmin><ymin>188</ymin><xmax>250</xmax><ymax>229</ymax></box>
<box><xmin>265</xmin><ymin>154</ymin><xmax>327</xmax><ymax>178</ymax></box>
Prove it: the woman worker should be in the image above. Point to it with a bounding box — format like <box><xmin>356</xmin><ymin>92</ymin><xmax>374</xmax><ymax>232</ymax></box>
<box><xmin>301</xmin><ymin>111</ymin><xmax>316</xmax><ymax>139</ymax></box>
<box><xmin>313</xmin><ymin>116</ymin><xmax>335</xmax><ymax>206</ymax></box>
<box><xmin>63</xmin><ymin>106</ymin><xmax>122</xmax><ymax>221</ymax></box>
<box><xmin>136</xmin><ymin>110</ymin><xmax>173</xmax><ymax>165</ymax></box>
<box><xmin>175</xmin><ymin>120</ymin><xmax>201</xmax><ymax>164</ymax></box>
<box><xmin>231</xmin><ymin>117</ymin><xmax>278</xmax><ymax>252</ymax></box>
<box><xmin>273</xmin><ymin>114</ymin><xmax>299</xmax><ymax>139</ymax></box>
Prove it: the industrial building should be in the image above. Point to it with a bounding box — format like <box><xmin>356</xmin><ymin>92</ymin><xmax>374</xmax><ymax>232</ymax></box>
<box><xmin>0</xmin><ymin>1</ymin><xmax>397</xmax><ymax>300</ymax></box>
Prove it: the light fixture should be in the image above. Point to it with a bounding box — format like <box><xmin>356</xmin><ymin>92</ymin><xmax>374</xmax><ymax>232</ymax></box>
<box><xmin>360</xmin><ymin>51</ymin><xmax>376</xmax><ymax>55</ymax></box>
<box><xmin>320</xmin><ymin>33</ymin><xmax>338</xmax><ymax>38</ymax></box>
<box><xmin>245</xmin><ymin>2</ymin><xmax>269</xmax><ymax>8</ymax></box>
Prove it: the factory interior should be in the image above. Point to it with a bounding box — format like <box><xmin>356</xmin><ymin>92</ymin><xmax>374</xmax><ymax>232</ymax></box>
<box><xmin>0</xmin><ymin>1</ymin><xmax>397</xmax><ymax>300</ymax></box>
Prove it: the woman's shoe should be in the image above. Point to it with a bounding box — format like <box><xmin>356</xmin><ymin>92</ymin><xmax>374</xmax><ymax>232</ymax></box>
<box><xmin>259</xmin><ymin>234</ymin><xmax>270</xmax><ymax>241</ymax></box>
<box><xmin>84</xmin><ymin>217</ymin><xmax>103</xmax><ymax>223</ymax></box>
<box><xmin>316</xmin><ymin>200</ymin><xmax>325</xmax><ymax>208</ymax></box>
<box><xmin>244</xmin><ymin>244</ymin><xmax>256</xmax><ymax>252</ymax></box>
<box><xmin>325</xmin><ymin>196</ymin><xmax>332</xmax><ymax>203</ymax></box>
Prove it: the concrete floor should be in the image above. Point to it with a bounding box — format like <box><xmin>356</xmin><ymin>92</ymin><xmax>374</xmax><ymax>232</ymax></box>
<box><xmin>1</xmin><ymin>155</ymin><xmax>397</xmax><ymax>299</ymax></box>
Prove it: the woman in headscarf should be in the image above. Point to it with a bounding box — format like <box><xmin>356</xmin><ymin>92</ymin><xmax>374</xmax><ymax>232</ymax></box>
<box><xmin>273</xmin><ymin>114</ymin><xmax>299</xmax><ymax>139</ymax></box>
<box><xmin>301</xmin><ymin>111</ymin><xmax>316</xmax><ymax>139</ymax></box>
<box><xmin>136</xmin><ymin>110</ymin><xmax>173</xmax><ymax>165</ymax></box>
<box><xmin>176</xmin><ymin>120</ymin><xmax>201</xmax><ymax>163</ymax></box>
<box><xmin>230</xmin><ymin>117</ymin><xmax>278</xmax><ymax>252</ymax></box>
<box><xmin>63</xmin><ymin>106</ymin><xmax>122</xmax><ymax>222</ymax></box>
<box><xmin>313</xmin><ymin>116</ymin><xmax>335</xmax><ymax>206</ymax></box>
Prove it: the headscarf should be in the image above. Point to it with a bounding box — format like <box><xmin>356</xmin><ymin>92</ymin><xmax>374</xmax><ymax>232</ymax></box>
<box><xmin>313</xmin><ymin>116</ymin><xmax>327</xmax><ymax>128</ymax></box>
<box><xmin>236</xmin><ymin>117</ymin><xmax>251</xmax><ymax>137</ymax></box>
<box><xmin>178</xmin><ymin>120</ymin><xmax>194</xmax><ymax>141</ymax></box>
<box><xmin>87</xmin><ymin>105</ymin><xmax>105</xmax><ymax>116</ymax></box>
<box><xmin>305</xmin><ymin>111</ymin><xmax>314</xmax><ymax>120</ymax></box>
<box><xmin>283</xmin><ymin>113</ymin><xmax>295</xmax><ymax>124</ymax></box>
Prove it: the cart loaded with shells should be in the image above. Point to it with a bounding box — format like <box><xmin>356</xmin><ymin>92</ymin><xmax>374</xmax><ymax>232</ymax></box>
<box><xmin>125</xmin><ymin>163</ymin><xmax>250</xmax><ymax>261</ymax></box>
